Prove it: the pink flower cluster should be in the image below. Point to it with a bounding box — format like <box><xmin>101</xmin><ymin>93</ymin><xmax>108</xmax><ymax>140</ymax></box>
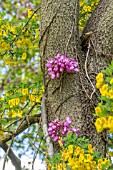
<box><xmin>46</xmin><ymin>54</ymin><xmax>79</xmax><ymax>79</ymax></box>
<box><xmin>48</xmin><ymin>116</ymin><xmax>79</xmax><ymax>142</ymax></box>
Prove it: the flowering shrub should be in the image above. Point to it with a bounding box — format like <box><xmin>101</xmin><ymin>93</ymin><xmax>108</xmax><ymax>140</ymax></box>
<box><xmin>48</xmin><ymin>116</ymin><xmax>79</xmax><ymax>142</ymax></box>
<box><xmin>46</xmin><ymin>54</ymin><xmax>79</xmax><ymax>79</ymax></box>
<box><xmin>94</xmin><ymin>61</ymin><xmax>113</xmax><ymax>133</ymax></box>
<box><xmin>48</xmin><ymin>118</ymin><xmax>111</xmax><ymax>170</ymax></box>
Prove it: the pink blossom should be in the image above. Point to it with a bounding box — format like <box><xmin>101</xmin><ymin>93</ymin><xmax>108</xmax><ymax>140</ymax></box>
<box><xmin>46</xmin><ymin>54</ymin><xmax>79</xmax><ymax>79</ymax></box>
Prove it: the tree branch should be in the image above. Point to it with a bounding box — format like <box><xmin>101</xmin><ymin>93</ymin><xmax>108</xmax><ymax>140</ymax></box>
<box><xmin>41</xmin><ymin>95</ymin><xmax>53</xmax><ymax>158</ymax></box>
<box><xmin>0</xmin><ymin>114</ymin><xmax>41</xmax><ymax>144</ymax></box>
<box><xmin>1</xmin><ymin>143</ymin><xmax>21</xmax><ymax>170</ymax></box>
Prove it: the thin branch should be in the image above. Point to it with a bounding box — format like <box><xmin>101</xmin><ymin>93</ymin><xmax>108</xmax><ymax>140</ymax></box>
<box><xmin>65</xmin><ymin>25</ymin><xmax>74</xmax><ymax>54</ymax></box>
<box><xmin>84</xmin><ymin>41</ymin><xmax>96</xmax><ymax>99</ymax></box>
<box><xmin>1</xmin><ymin>143</ymin><xmax>21</xmax><ymax>170</ymax></box>
<box><xmin>1</xmin><ymin>111</ymin><xmax>40</xmax><ymax>169</ymax></box>
<box><xmin>0</xmin><ymin>114</ymin><xmax>41</xmax><ymax>144</ymax></box>
<box><xmin>5</xmin><ymin>102</ymin><xmax>29</xmax><ymax>129</ymax></box>
<box><xmin>2</xmin><ymin>136</ymin><xmax>14</xmax><ymax>170</ymax></box>
<box><xmin>15</xmin><ymin>102</ymin><xmax>38</xmax><ymax>133</ymax></box>
<box><xmin>41</xmin><ymin>95</ymin><xmax>53</xmax><ymax>158</ymax></box>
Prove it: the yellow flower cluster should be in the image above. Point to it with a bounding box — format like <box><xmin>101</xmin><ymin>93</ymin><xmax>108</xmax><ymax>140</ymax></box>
<box><xmin>0</xmin><ymin>24</ymin><xmax>16</xmax><ymax>54</ymax></box>
<box><xmin>0</xmin><ymin>15</ymin><xmax>39</xmax><ymax>66</ymax></box>
<box><xmin>28</xmin><ymin>9</ymin><xmax>37</xmax><ymax>19</ymax></box>
<box><xmin>8</xmin><ymin>98</ymin><xmax>20</xmax><ymax>108</ymax></box>
<box><xmin>95</xmin><ymin>116</ymin><xmax>113</xmax><ymax>133</ymax></box>
<box><xmin>7</xmin><ymin>110</ymin><xmax>23</xmax><ymax>118</ymax></box>
<box><xmin>96</xmin><ymin>73</ymin><xmax>104</xmax><ymax>89</ymax></box>
<box><xmin>22</xmin><ymin>53</ymin><xmax>27</xmax><ymax>60</ymax></box>
<box><xmin>8</xmin><ymin>87</ymin><xmax>44</xmax><ymax>105</ymax></box>
<box><xmin>79</xmin><ymin>0</ymin><xmax>99</xmax><ymax>29</ymax></box>
<box><xmin>96</xmin><ymin>73</ymin><xmax>113</xmax><ymax>98</ymax></box>
<box><xmin>95</xmin><ymin>72</ymin><xmax>113</xmax><ymax>133</ymax></box>
<box><xmin>7</xmin><ymin>86</ymin><xmax>44</xmax><ymax>118</ymax></box>
<box><xmin>48</xmin><ymin>144</ymin><xmax>110</xmax><ymax>170</ymax></box>
<box><xmin>82</xmin><ymin>6</ymin><xmax>91</xmax><ymax>12</ymax></box>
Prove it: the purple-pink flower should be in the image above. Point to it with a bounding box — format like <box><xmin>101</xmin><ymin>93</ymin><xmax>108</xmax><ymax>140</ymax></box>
<box><xmin>48</xmin><ymin>116</ymin><xmax>79</xmax><ymax>142</ymax></box>
<box><xmin>46</xmin><ymin>54</ymin><xmax>79</xmax><ymax>79</ymax></box>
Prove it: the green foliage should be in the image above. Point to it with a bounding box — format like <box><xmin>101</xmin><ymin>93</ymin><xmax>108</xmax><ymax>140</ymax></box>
<box><xmin>48</xmin><ymin>132</ymin><xmax>111</xmax><ymax>170</ymax></box>
<box><xmin>79</xmin><ymin>0</ymin><xmax>99</xmax><ymax>29</ymax></box>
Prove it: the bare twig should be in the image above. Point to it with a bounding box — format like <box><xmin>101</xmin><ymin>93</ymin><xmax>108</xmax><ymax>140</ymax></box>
<box><xmin>1</xmin><ymin>102</ymin><xmax>39</xmax><ymax>170</ymax></box>
<box><xmin>65</xmin><ymin>25</ymin><xmax>74</xmax><ymax>54</ymax></box>
<box><xmin>1</xmin><ymin>143</ymin><xmax>21</xmax><ymax>170</ymax></box>
<box><xmin>84</xmin><ymin>41</ymin><xmax>96</xmax><ymax>99</ymax></box>
<box><xmin>41</xmin><ymin>95</ymin><xmax>53</xmax><ymax>158</ymax></box>
<box><xmin>31</xmin><ymin>134</ymin><xmax>38</xmax><ymax>170</ymax></box>
<box><xmin>5</xmin><ymin>102</ymin><xmax>29</xmax><ymax>129</ymax></box>
<box><xmin>2</xmin><ymin>136</ymin><xmax>14</xmax><ymax>170</ymax></box>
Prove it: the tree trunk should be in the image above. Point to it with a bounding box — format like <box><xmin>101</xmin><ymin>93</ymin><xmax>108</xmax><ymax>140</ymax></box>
<box><xmin>40</xmin><ymin>0</ymin><xmax>112</xmax><ymax>156</ymax></box>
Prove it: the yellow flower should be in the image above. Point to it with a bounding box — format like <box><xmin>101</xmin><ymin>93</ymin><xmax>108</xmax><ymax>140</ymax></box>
<box><xmin>6</xmin><ymin>92</ymin><xmax>10</xmax><ymax>97</ymax></box>
<box><xmin>110</xmin><ymin>78</ymin><xmax>113</xmax><ymax>84</ymax></box>
<box><xmin>22</xmin><ymin>53</ymin><xmax>27</xmax><ymax>60</ymax></box>
<box><xmin>17</xmin><ymin>89</ymin><xmax>21</xmax><ymax>93</ymax></box>
<box><xmin>99</xmin><ymin>84</ymin><xmax>108</xmax><ymax>96</ymax></box>
<box><xmin>22</xmin><ymin>88</ymin><xmax>28</xmax><ymax>95</ymax></box>
<box><xmin>101</xmin><ymin>117</ymin><xmax>108</xmax><ymax>128</ymax></box>
<box><xmin>95</xmin><ymin>116</ymin><xmax>108</xmax><ymax>133</ymax></box>
<box><xmin>88</xmin><ymin>144</ymin><xmax>94</xmax><ymax>154</ymax></box>
<box><xmin>8</xmin><ymin>99</ymin><xmax>15</xmax><ymax>107</ymax></box>
<box><xmin>29</xmin><ymin>94</ymin><xmax>35</xmax><ymax>102</ymax></box>
<box><xmin>87</xmin><ymin>6</ymin><xmax>91</xmax><ymax>12</ymax></box>
<box><xmin>79</xmin><ymin>153</ymin><xmax>84</xmax><ymax>162</ymax></box>
<box><xmin>0</xmin><ymin>97</ymin><xmax>4</xmax><ymax>101</ymax></box>
<box><xmin>0</xmin><ymin>130</ymin><xmax>4</xmax><ymax>140</ymax></box>
<box><xmin>11</xmin><ymin>26</ymin><xmax>16</xmax><ymax>33</ymax></box>
<box><xmin>107</xmin><ymin>150</ymin><xmax>113</xmax><ymax>157</ymax></box>
<box><xmin>108</xmin><ymin>89</ymin><xmax>113</xmax><ymax>99</ymax></box>
<box><xmin>36</xmin><ymin>97</ymin><xmax>40</xmax><ymax>103</ymax></box>
<box><xmin>15</xmin><ymin>98</ymin><xmax>20</xmax><ymax>105</ymax></box>
<box><xmin>35</xmin><ymin>29</ymin><xmax>40</xmax><ymax>38</ymax></box>
<box><xmin>95</xmin><ymin>107</ymin><xmax>102</xmax><ymax>115</ymax></box>
<box><xmin>96</xmin><ymin>72</ymin><xmax>103</xmax><ymax>81</ymax></box>
<box><xmin>83</xmin><ymin>6</ymin><xmax>87</xmax><ymax>12</ymax></box>
<box><xmin>28</xmin><ymin>9</ymin><xmax>32</xmax><ymax>18</ymax></box>
<box><xmin>68</xmin><ymin>145</ymin><xmax>74</xmax><ymax>154</ymax></box>
<box><xmin>95</xmin><ymin>118</ymin><xmax>103</xmax><ymax>133</ymax></box>
<box><xmin>74</xmin><ymin>146</ymin><xmax>82</xmax><ymax>156</ymax></box>
<box><xmin>42</xmin><ymin>86</ymin><xmax>44</xmax><ymax>91</ymax></box>
<box><xmin>33</xmin><ymin>89</ymin><xmax>37</xmax><ymax>94</ymax></box>
<box><xmin>108</xmin><ymin>116</ymin><xmax>113</xmax><ymax>132</ymax></box>
<box><xmin>12</xmin><ymin>110</ymin><xmax>16</xmax><ymax>118</ymax></box>
<box><xmin>17</xmin><ymin>110</ymin><xmax>23</xmax><ymax>118</ymax></box>
<box><xmin>58</xmin><ymin>137</ymin><xmax>63</xmax><ymax>147</ymax></box>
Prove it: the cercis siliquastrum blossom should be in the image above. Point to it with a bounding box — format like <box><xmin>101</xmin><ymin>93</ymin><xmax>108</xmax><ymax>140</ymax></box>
<box><xmin>46</xmin><ymin>54</ymin><xmax>79</xmax><ymax>79</ymax></box>
<box><xmin>48</xmin><ymin>116</ymin><xmax>79</xmax><ymax>142</ymax></box>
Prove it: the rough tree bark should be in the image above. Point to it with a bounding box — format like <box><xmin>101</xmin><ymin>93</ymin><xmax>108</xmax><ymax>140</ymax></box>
<box><xmin>40</xmin><ymin>0</ymin><xmax>113</xmax><ymax>157</ymax></box>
